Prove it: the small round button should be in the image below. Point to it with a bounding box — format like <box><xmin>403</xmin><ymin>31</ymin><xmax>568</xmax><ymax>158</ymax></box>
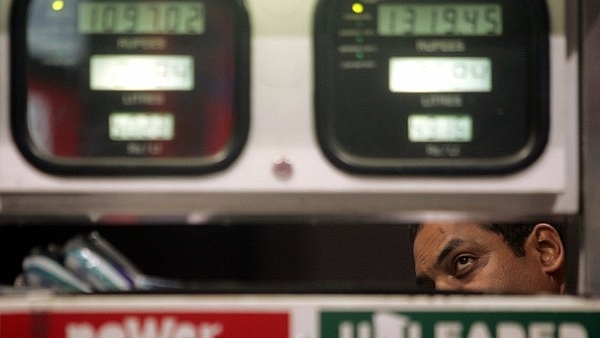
<box><xmin>273</xmin><ymin>157</ymin><xmax>293</xmax><ymax>180</ymax></box>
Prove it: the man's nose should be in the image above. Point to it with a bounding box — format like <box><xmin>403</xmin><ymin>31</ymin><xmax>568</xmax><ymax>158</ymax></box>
<box><xmin>435</xmin><ymin>278</ymin><xmax>463</xmax><ymax>292</ymax></box>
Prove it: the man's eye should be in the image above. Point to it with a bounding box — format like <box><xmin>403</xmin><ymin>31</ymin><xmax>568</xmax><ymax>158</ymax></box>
<box><xmin>454</xmin><ymin>255</ymin><xmax>476</xmax><ymax>276</ymax></box>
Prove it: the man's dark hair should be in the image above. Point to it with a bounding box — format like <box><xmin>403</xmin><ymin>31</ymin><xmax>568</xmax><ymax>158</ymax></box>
<box><xmin>408</xmin><ymin>222</ymin><xmax>564</xmax><ymax>257</ymax></box>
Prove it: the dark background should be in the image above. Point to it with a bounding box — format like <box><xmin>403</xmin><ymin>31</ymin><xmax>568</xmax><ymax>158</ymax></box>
<box><xmin>0</xmin><ymin>221</ymin><xmax>416</xmax><ymax>292</ymax></box>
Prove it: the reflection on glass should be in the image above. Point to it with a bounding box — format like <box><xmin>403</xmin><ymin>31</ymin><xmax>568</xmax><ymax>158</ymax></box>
<box><xmin>27</xmin><ymin>0</ymin><xmax>86</xmax><ymax>65</ymax></box>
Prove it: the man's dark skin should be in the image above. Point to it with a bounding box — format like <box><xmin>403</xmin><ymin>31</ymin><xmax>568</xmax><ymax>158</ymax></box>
<box><xmin>412</xmin><ymin>222</ymin><xmax>566</xmax><ymax>294</ymax></box>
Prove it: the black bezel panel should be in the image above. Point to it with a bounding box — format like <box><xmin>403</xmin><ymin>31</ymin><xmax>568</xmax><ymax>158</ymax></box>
<box><xmin>10</xmin><ymin>0</ymin><xmax>250</xmax><ymax>176</ymax></box>
<box><xmin>315</xmin><ymin>0</ymin><xmax>550</xmax><ymax>175</ymax></box>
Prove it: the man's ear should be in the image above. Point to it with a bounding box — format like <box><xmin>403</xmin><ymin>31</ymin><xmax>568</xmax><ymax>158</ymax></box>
<box><xmin>528</xmin><ymin>223</ymin><xmax>565</xmax><ymax>275</ymax></box>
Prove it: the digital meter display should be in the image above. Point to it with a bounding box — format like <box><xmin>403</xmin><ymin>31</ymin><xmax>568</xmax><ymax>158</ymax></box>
<box><xmin>377</xmin><ymin>4</ymin><xmax>502</xmax><ymax>36</ymax></box>
<box><xmin>408</xmin><ymin>114</ymin><xmax>472</xmax><ymax>143</ymax></box>
<box><xmin>11</xmin><ymin>0</ymin><xmax>250</xmax><ymax>175</ymax></box>
<box><xmin>89</xmin><ymin>55</ymin><xmax>195</xmax><ymax>91</ymax></box>
<box><xmin>78</xmin><ymin>1</ymin><xmax>205</xmax><ymax>34</ymax></box>
<box><xmin>389</xmin><ymin>57</ymin><xmax>492</xmax><ymax>93</ymax></box>
<box><xmin>109</xmin><ymin>112</ymin><xmax>175</xmax><ymax>141</ymax></box>
<box><xmin>315</xmin><ymin>0</ymin><xmax>549</xmax><ymax>175</ymax></box>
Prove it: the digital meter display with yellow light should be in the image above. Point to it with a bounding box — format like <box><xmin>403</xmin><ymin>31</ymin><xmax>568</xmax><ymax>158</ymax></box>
<box><xmin>315</xmin><ymin>0</ymin><xmax>550</xmax><ymax>175</ymax></box>
<box><xmin>11</xmin><ymin>0</ymin><xmax>250</xmax><ymax>175</ymax></box>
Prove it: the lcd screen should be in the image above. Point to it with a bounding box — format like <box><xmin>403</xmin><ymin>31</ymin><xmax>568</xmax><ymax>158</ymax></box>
<box><xmin>90</xmin><ymin>55</ymin><xmax>194</xmax><ymax>91</ymax></box>
<box><xmin>389</xmin><ymin>57</ymin><xmax>492</xmax><ymax>93</ymax></box>
<box><xmin>79</xmin><ymin>1</ymin><xmax>205</xmax><ymax>34</ymax></box>
<box><xmin>109</xmin><ymin>112</ymin><xmax>175</xmax><ymax>141</ymax></box>
<box><xmin>408</xmin><ymin>114</ymin><xmax>473</xmax><ymax>142</ymax></box>
<box><xmin>378</xmin><ymin>3</ymin><xmax>502</xmax><ymax>36</ymax></box>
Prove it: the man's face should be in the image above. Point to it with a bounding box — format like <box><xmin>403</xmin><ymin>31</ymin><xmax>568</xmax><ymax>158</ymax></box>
<box><xmin>413</xmin><ymin>222</ymin><xmax>559</xmax><ymax>294</ymax></box>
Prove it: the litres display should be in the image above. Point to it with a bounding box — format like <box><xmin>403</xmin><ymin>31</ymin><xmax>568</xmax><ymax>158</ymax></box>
<box><xmin>315</xmin><ymin>0</ymin><xmax>550</xmax><ymax>175</ymax></box>
<box><xmin>89</xmin><ymin>55</ymin><xmax>195</xmax><ymax>91</ymax></box>
<box><xmin>11</xmin><ymin>0</ymin><xmax>250</xmax><ymax>175</ymax></box>
<box><xmin>389</xmin><ymin>57</ymin><xmax>492</xmax><ymax>93</ymax></box>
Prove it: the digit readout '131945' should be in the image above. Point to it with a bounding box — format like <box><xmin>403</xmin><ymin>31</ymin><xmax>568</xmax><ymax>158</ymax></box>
<box><xmin>377</xmin><ymin>4</ymin><xmax>502</xmax><ymax>36</ymax></box>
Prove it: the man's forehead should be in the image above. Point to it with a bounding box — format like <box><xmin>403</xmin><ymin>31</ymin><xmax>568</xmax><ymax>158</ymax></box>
<box><xmin>413</xmin><ymin>223</ymin><xmax>489</xmax><ymax>266</ymax></box>
<box><xmin>413</xmin><ymin>224</ymin><xmax>455</xmax><ymax>270</ymax></box>
<box><xmin>415</xmin><ymin>223</ymin><xmax>456</xmax><ymax>246</ymax></box>
<box><xmin>416</xmin><ymin>222</ymin><xmax>484</xmax><ymax>238</ymax></box>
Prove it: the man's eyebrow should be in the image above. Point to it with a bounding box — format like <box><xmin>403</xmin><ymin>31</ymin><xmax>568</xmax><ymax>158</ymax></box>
<box><xmin>436</xmin><ymin>238</ymin><xmax>465</xmax><ymax>266</ymax></box>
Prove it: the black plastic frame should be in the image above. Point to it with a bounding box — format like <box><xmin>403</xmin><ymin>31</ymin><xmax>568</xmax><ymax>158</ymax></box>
<box><xmin>10</xmin><ymin>0</ymin><xmax>251</xmax><ymax>176</ymax></box>
<box><xmin>314</xmin><ymin>0</ymin><xmax>550</xmax><ymax>176</ymax></box>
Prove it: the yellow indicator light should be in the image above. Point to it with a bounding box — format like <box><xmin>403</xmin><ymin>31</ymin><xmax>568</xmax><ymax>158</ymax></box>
<box><xmin>52</xmin><ymin>0</ymin><xmax>64</xmax><ymax>11</ymax></box>
<box><xmin>352</xmin><ymin>2</ymin><xmax>364</xmax><ymax>14</ymax></box>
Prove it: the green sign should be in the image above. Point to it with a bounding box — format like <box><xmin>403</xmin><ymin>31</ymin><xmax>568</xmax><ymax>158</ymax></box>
<box><xmin>321</xmin><ymin>311</ymin><xmax>600</xmax><ymax>338</ymax></box>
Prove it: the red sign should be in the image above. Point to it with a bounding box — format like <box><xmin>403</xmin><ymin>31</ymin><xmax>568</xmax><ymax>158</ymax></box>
<box><xmin>0</xmin><ymin>312</ymin><xmax>289</xmax><ymax>338</ymax></box>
